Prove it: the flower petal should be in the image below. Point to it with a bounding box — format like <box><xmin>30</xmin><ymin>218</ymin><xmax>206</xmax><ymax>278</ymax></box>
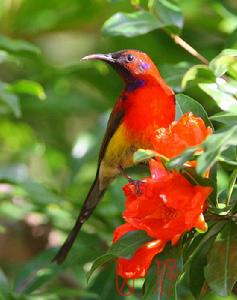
<box><xmin>113</xmin><ymin>223</ymin><xmax>137</xmax><ymax>243</ymax></box>
<box><xmin>152</xmin><ymin>112</ymin><xmax>212</xmax><ymax>159</ymax></box>
<box><xmin>116</xmin><ymin>239</ymin><xmax>166</xmax><ymax>279</ymax></box>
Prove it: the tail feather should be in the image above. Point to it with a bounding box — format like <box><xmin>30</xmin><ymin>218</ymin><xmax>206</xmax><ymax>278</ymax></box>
<box><xmin>52</xmin><ymin>176</ymin><xmax>105</xmax><ymax>264</ymax></box>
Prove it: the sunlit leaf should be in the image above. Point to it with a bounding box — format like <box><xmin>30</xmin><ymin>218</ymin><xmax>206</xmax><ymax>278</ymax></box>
<box><xmin>209</xmin><ymin>48</ymin><xmax>237</xmax><ymax>77</ymax></box>
<box><xmin>199</xmin><ymin>81</ymin><xmax>237</xmax><ymax>113</ymax></box>
<box><xmin>182</xmin><ymin>65</ymin><xmax>215</xmax><ymax>89</ymax></box>
<box><xmin>102</xmin><ymin>11</ymin><xmax>163</xmax><ymax>37</ymax></box>
<box><xmin>133</xmin><ymin>149</ymin><xmax>158</xmax><ymax>164</ymax></box>
<box><xmin>0</xmin><ymin>50</ymin><xmax>9</xmax><ymax>63</ymax></box>
<box><xmin>210</xmin><ymin>111</ymin><xmax>237</xmax><ymax>125</ymax></box>
<box><xmin>148</xmin><ymin>0</ymin><xmax>183</xmax><ymax>34</ymax></box>
<box><xmin>8</xmin><ymin>80</ymin><xmax>46</xmax><ymax>100</ymax></box>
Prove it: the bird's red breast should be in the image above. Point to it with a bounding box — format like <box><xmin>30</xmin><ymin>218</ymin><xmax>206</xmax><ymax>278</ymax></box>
<box><xmin>123</xmin><ymin>83</ymin><xmax>174</xmax><ymax>145</ymax></box>
<box><xmin>115</xmin><ymin>76</ymin><xmax>175</xmax><ymax>149</ymax></box>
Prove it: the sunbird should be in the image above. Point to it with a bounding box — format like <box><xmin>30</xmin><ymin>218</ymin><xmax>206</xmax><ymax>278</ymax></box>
<box><xmin>53</xmin><ymin>49</ymin><xmax>175</xmax><ymax>264</ymax></box>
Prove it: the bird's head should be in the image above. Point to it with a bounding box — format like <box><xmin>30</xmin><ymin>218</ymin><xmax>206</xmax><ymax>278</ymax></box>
<box><xmin>81</xmin><ymin>49</ymin><xmax>160</xmax><ymax>84</ymax></box>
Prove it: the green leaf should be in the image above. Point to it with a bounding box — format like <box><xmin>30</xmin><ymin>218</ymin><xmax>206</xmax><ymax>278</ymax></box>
<box><xmin>0</xmin><ymin>50</ymin><xmax>9</xmax><ymax>63</ymax></box>
<box><xmin>133</xmin><ymin>149</ymin><xmax>158</xmax><ymax>164</ymax></box>
<box><xmin>209</xmin><ymin>49</ymin><xmax>237</xmax><ymax>77</ymax></box>
<box><xmin>160</xmin><ymin>62</ymin><xmax>191</xmax><ymax>92</ymax></box>
<box><xmin>0</xmin><ymin>169</ymin><xmax>62</xmax><ymax>206</ymax></box>
<box><xmin>210</xmin><ymin>111</ymin><xmax>237</xmax><ymax>125</ymax></box>
<box><xmin>142</xmin><ymin>243</ymin><xmax>183</xmax><ymax>300</ymax></box>
<box><xmin>204</xmin><ymin>222</ymin><xmax>237</xmax><ymax>296</ymax></box>
<box><xmin>109</xmin><ymin>230</ymin><xmax>152</xmax><ymax>258</ymax></box>
<box><xmin>216</xmin><ymin>78</ymin><xmax>237</xmax><ymax>95</ymax></box>
<box><xmin>148</xmin><ymin>0</ymin><xmax>183</xmax><ymax>34</ymax></box>
<box><xmin>102</xmin><ymin>11</ymin><xmax>163</xmax><ymax>37</ymax></box>
<box><xmin>90</xmin><ymin>264</ymin><xmax>120</xmax><ymax>300</ymax></box>
<box><xmin>216</xmin><ymin>163</ymin><xmax>229</xmax><ymax>203</ymax></box>
<box><xmin>0</xmin><ymin>269</ymin><xmax>9</xmax><ymax>293</ymax></box>
<box><xmin>196</xmin><ymin>125</ymin><xmax>237</xmax><ymax>175</ymax></box>
<box><xmin>175</xmin><ymin>269</ymin><xmax>195</xmax><ymax>300</ymax></box>
<box><xmin>226</xmin><ymin>29</ymin><xmax>237</xmax><ymax>49</ymax></box>
<box><xmin>88</xmin><ymin>230</ymin><xmax>152</xmax><ymax>281</ymax></box>
<box><xmin>168</xmin><ymin>125</ymin><xmax>237</xmax><ymax>175</ymax></box>
<box><xmin>226</xmin><ymin>169</ymin><xmax>237</xmax><ymax>206</ymax></box>
<box><xmin>19</xmin><ymin>180</ymin><xmax>62</xmax><ymax>205</ymax></box>
<box><xmin>15</xmin><ymin>249</ymin><xmax>61</xmax><ymax>294</ymax></box>
<box><xmin>175</xmin><ymin>93</ymin><xmax>213</xmax><ymax>128</ymax></box>
<box><xmin>199</xmin><ymin>81</ymin><xmax>237</xmax><ymax>113</ymax></box>
<box><xmin>0</xmin><ymin>34</ymin><xmax>40</xmax><ymax>55</ymax></box>
<box><xmin>0</xmin><ymin>88</ymin><xmax>21</xmax><ymax>117</ymax></box>
<box><xmin>175</xmin><ymin>222</ymin><xmax>226</xmax><ymax>300</ymax></box>
<box><xmin>87</xmin><ymin>254</ymin><xmax>115</xmax><ymax>282</ymax></box>
<box><xmin>189</xmin><ymin>235</ymin><xmax>215</xmax><ymax>298</ymax></box>
<box><xmin>167</xmin><ymin>146</ymin><xmax>198</xmax><ymax>170</ymax></box>
<box><xmin>180</xmin><ymin>168</ymin><xmax>213</xmax><ymax>189</ymax></box>
<box><xmin>8</xmin><ymin>80</ymin><xmax>46</xmax><ymax>100</ymax></box>
<box><xmin>182</xmin><ymin>65</ymin><xmax>216</xmax><ymax>89</ymax></box>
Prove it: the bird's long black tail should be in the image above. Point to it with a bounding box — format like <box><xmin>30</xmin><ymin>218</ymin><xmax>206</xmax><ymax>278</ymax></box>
<box><xmin>52</xmin><ymin>176</ymin><xmax>105</xmax><ymax>264</ymax></box>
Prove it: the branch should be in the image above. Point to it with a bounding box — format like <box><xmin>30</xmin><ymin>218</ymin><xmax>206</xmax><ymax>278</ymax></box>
<box><xmin>205</xmin><ymin>213</ymin><xmax>237</xmax><ymax>222</ymax></box>
<box><xmin>170</xmin><ymin>34</ymin><xmax>209</xmax><ymax>65</ymax></box>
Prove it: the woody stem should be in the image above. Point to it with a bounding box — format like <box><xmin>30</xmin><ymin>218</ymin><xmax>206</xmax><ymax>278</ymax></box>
<box><xmin>170</xmin><ymin>34</ymin><xmax>209</xmax><ymax>65</ymax></box>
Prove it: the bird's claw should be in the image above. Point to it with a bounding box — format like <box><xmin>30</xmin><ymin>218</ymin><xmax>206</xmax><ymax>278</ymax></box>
<box><xmin>119</xmin><ymin>166</ymin><xmax>142</xmax><ymax>195</ymax></box>
<box><xmin>128</xmin><ymin>178</ymin><xmax>142</xmax><ymax>195</ymax></box>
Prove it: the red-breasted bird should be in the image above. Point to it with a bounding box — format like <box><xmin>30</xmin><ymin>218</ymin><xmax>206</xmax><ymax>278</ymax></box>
<box><xmin>52</xmin><ymin>49</ymin><xmax>175</xmax><ymax>264</ymax></box>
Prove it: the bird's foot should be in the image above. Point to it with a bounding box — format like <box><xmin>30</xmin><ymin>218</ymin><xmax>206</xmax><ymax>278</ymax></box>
<box><xmin>128</xmin><ymin>178</ymin><xmax>143</xmax><ymax>195</ymax></box>
<box><xmin>119</xmin><ymin>166</ymin><xmax>142</xmax><ymax>195</ymax></box>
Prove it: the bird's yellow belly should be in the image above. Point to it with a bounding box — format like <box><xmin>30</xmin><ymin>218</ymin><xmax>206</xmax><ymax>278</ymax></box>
<box><xmin>99</xmin><ymin>123</ymin><xmax>150</xmax><ymax>189</ymax></box>
<box><xmin>103</xmin><ymin>123</ymin><xmax>137</xmax><ymax>168</ymax></box>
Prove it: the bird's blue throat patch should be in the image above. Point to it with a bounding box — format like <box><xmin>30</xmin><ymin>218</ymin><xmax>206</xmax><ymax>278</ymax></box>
<box><xmin>126</xmin><ymin>79</ymin><xmax>145</xmax><ymax>92</ymax></box>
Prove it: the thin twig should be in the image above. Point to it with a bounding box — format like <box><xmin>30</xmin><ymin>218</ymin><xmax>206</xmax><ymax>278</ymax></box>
<box><xmin>205</xmin><ymin>213</ymin><xmax>237</xmax><ymax>222</ymax></box>
<box><xmin>170</xmin><ymin>33</ymin><xmax>209</xmax><ymax>65</ymax></box>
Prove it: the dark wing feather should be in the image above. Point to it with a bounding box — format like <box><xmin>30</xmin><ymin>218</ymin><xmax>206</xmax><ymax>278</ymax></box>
<box><xmin>52</xmin><ymin>103</ymin><xmax>125</xmax><ymax>264</ymax></box>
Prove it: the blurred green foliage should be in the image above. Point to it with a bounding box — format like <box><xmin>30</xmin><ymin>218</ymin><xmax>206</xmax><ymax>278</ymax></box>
<box><xmin>0</xmin><ymin>0</ymin><xmax>236</xmax><ymax>299</ymax></box>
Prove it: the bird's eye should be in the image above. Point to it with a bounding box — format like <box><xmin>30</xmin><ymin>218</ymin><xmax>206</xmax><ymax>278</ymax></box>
<box><xmin>126</xmin><ymin>54</ymin><xmax>134</xmax><ymax>62</ymax></box>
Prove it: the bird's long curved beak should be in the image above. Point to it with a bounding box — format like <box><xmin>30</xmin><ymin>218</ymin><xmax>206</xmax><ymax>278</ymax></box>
<box><xmin>80</xmin><ymin>53</ymin><xmax>115</xmax><ymax>63</ymax></box>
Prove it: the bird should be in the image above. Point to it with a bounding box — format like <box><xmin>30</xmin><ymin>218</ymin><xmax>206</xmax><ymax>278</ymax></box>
<box><xmin>52</xmin><ymin>49</ymin><xmax>175</xmax><ymax>264</ymax></box>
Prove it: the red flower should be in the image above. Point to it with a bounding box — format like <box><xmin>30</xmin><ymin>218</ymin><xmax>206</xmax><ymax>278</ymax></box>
<box><xmin>114</xmin><ymin>159</ymin><xmax>212</xmax><ymax>279</ymax></box>
<box><xmin>152</xmin><ymin>112</ymin><xmax>212</xmax><ymax>160</ymax></box>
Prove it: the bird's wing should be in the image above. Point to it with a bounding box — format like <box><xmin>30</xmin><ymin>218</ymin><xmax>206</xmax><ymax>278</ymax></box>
<box><xmin>98</xmin><ymin>105</ymin><xmax>124</xmax><ymax>165</ymax></box>
<box><xmin>52</xmin><ymin>104</ymin><xmax>124</xmax><ymax>265</ymax></box>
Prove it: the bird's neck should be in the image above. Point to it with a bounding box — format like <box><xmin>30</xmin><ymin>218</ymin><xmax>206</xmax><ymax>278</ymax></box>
<box><xmin>124</xmin><ymin>74</ymin><xmax>173</xmax><ymax>97</ymax></box>
<box><xmin>125</xmin><ymin>79</ymin><xmax>145</xmax><ymax>93</ymax></box>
